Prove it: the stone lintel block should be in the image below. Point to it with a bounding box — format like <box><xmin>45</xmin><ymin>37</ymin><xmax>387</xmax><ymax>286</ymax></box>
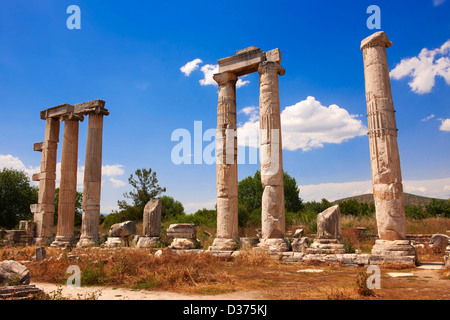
<box><xmin>265</xmin><ymin>48</ymin><xmax>282</xmax><ymax>64</ymax></box>
<box><xmin>40</xmin><ymin>104</ymin><xmax>74</xmax><ymax>120</ymax></box>
<box><xmin>32</xmin><ymin>172</ymin><xmax>57</xmax><ymax>182</ymax></box>
<box><xmin>74</xmin><ymin>99</ymin><xmax>109</xmax><ymax>116</ymax></box>
<box><xmin>33</xmin><ymin>142</ymin><xmax>44</xmax><ymax>152</ymax></box>
<box><xmin>218</xmin><ymin>47</ymin><xmax>265</xmax><ymax>77</ymax></box>
<box><xmin>361</xmin><ymin>31</ymin><xmax>392</xmax><ymax>51</ymax></box>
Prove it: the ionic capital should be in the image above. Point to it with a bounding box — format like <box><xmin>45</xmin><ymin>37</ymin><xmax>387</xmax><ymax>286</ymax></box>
<box><xmin>258</xmin><ymin>61</ymin><xmax>285</xmax><ymax>76</ymax></box>
<box><xmin>213</xmin><ymin>72</ymin><xmax>238</xmax><ymax>86</ymax></box>
<box><xmin>59</xmin><ymin>112</ymin><xmax>84</xmax><ymax>123</ymax></box>
<box><xmin>360</xmin><ymin>31</ymin><xmax>392</xmax><ymax>51</ymax></box>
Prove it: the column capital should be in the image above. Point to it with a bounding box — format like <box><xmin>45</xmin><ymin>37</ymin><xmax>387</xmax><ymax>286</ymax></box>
<box><xmin>74</xmin><ymin>99</ymin><xmax>109</xmax><ymax>116</ymax></box>
<box><xmin>360</xmin><ymin>31</ymin><xmax>392</xmax><ymax>51</ymax></box>
<box><xmin>213</xmin><ymin>72</ymin><xmax>238</xmax><ymax>86</ymax></box>
<box><xmin>59</xmin><ymin>112</ymin><xmax>84</xmax><ymax>123</ymax></box>
<box><xmin>258</xmin><ymin>61</ymin><xmax>285</xmax><ymax>76</ymax></box>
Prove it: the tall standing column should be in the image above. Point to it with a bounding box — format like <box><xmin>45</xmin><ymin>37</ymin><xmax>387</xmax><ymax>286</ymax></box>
<box><xmin>51</xmin><ymin>114</ymin><xmax>82</xmax><ymax>247</ymax></box>
<box><xmin>361</xmin><ymin>31</ymin><xmax>406</xmax><ymax>241</ymax></box>
<box><xmin>361</xmin><ymin>31</ymin><xmax>416</xmax><ymax>259</ymax></box>
<box><xmin>77</xmin><ymin>109</ymin><xmax>108</xmax><ymax>247</ymax></box>
<box><xmin>31</xmin><ymin>118</ymin><xmax>60</xmax><ymax>245</ymax></box>
<box><xmin>210</xmin><ymin>72</ymin><xmax>239</xmax><ymax>251</ymax></box>
<box><xmin>257</xmin><ymin>61</ymin><xmax>288</xmax><ymax>252</ymax></box>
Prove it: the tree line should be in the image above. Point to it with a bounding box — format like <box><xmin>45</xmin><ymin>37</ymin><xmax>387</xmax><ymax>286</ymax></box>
<box><xmin>1</xmin><ymin>167</ymin><xmax>449</xmax><ymax>231</ymax></box>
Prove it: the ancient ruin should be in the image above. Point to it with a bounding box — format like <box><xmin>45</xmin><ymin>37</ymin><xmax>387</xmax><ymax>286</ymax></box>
<box><xmin>210</xmin><ymin>47</ymin><xmax>288</xmax><ymax>251</ymax></box>
<box><xmin>360</xmin><ymin>31</ymin><xmax>416</xmax><ymax>259</ymax></box>
<box><xmin>30</xmin><ymin>100</ymin><xmax>109</xmax><ymax>247</ymax></box>
<box><xmin>137</xmin><ymin>199</ymin><xmax>162</xmax><ymax>248</ymax></box>
<box><xmin>167</xmin><ymin>224</ymin><xmax>197</xmax><ymax>249</ymax></box>
<box><xmin>306</xmin><ymin>205</ymin><xmax>345</xmax><ymax>254</ymax></box>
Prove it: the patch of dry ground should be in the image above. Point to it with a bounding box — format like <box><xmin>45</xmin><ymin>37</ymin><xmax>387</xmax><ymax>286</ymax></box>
<box><xmin>1</xmin><ymin>246</ymin><xmax>447</xmax><ymax>300</ymax></box>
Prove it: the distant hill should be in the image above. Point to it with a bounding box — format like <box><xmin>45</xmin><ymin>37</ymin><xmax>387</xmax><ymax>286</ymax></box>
<box><xmin>333</xmin><ymin>193</ymin><xmax>442</xmax><ymax>208</ymax></box>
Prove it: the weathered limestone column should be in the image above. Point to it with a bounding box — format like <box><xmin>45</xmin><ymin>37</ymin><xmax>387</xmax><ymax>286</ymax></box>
<box><xmin>210</xmin><ymin>72</ymin><xmax>239</xmax><ymax>251</ymax></box>
<box><xmin>77</xmin><ymin>101</ymin><xmax>109</xmax><ymax>247</ymax></box>
<box><xmin>257</xmin><ymin>61</ymin><xmax>288</xmax><ymax>252</ymax></box>
<box><xmin>361</xmin><ymin>31</ymin><xmax>416</xmax><ymax>259</ymax></box>
<box><xmin>31</xmin><ymin>118</ymin><xmax>60</xmax><ymax>245</ymax></box>
<box><xmin>51</xmin><ymin>113</ymin><xmax>83</xmax><ymax>247</ymax></box>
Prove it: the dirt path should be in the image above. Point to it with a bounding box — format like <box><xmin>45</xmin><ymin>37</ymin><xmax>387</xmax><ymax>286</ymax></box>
<box><xmin>32</xmin><ymin>263</ymin><xmax>449</xmax><ymax>300</ymax></box>
<box><xmin>32</xmin><ymin>282</ymin><xmax>266</xmax><ymax>300</ymax></box>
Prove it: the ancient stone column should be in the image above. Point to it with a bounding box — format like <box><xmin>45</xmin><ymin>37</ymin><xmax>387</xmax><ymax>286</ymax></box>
<box><xmin>210</xmin><ymin>72</ymin><xmax>239</xmax><ymax>251</ymax></box>
<box><xmin>31</xmin><ymin>117</ymin><xmax>60</xmax><ymax>245</ymax></box>
<box><xmin>137</xmin><ymin>199</ymin><xmax>162</xmax><ymax>248</ymax></box>
<box><xmin>257</xmin><ymin>61</ymin><xmax>288</xmax><ymax>252</ymax></box>
<box><xmin>51</xmin><ymin>114</ymin><xmax>82</xmax><ymax>247</ymax></box>
<box><xmin>77</xmin><ymin>103</ymin><xmax>109</xmax><ymax>247</ymax></box>
<box><xmin>361</xmin><ymin>31</ymin><xmax>416</xmax><ymax>259</ymax></box>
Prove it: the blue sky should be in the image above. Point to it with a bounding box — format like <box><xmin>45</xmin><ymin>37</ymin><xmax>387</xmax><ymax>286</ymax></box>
<box><xmin>0</xmin><ymin>0</ymin><xmax>449</xmax><ymax>214</ymax></box>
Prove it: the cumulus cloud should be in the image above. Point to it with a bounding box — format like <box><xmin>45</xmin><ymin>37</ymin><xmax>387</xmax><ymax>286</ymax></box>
<box><xmin>237</xmin><ymin>96</ymin><xmax>367</xmax><ymax>151</ymax></box>
<box><xmin>180</xmin><ymin>58</ymin><xmax>203</xmax><ymax>76</ymax></box>
<box><xmin>109</xmin><ymin>177</ymin><xmax>127</xmax><ymax>188</ymax></box>
<box><xmin>236</xmin><ymin>77</ymin><xmax>250</xmax><ymax>88</ymax></box>
<box><xmin>0</xmin><ymin>154</ymin><xmax>39</xmax><ymax>177</ymax></box>
<box><xmin>102</xmin><ymin>164</ymin><xmax>125</xmax><ymax>177</ymax></box>
<box><xmin>181</xmin><ymin>59</ymin><xmax>250</xmax><ymax>88</ymax></box>
<box><xmin>421</xmin><ymin>114</ymin><xmax>435</xmax><ymax>122</ymax></box>
<box><xmin>433</xmin><ymin>0</ymin><xmax>446</xmax><ymax>6</ymax></box>
<box><xmin>390</xmin><ymin>39</ymin><xmax>450</xmax><ymax>94</ymax></box>
<box><xmin>299</xmin><ymin>177</ymin><xmax>450</xmax><ymax>202</ymax></box>
<box><xmin>199</xmin><ymin>64</ymin><xmax>219</xmax><ymax>86</ymax></box>
<box><xmin>439</xmin><ymin>118</ymin><xmax>450</xmax><ymax>131</ymax></box>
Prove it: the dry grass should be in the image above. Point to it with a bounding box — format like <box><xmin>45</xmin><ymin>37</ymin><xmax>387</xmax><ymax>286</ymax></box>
<box><xmin>2</xmin><ymin>246</ymin><xmax>450</xmax><ymax>300</ymax></box>
<box><xmin>406</xmin><ymin>218</ymin><xmax>450</xmax><ymax>235</ymax></box>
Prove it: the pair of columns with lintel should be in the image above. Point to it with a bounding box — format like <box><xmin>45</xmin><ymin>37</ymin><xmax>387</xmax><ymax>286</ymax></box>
<box><xmin>210</xmin><ymin>47</ymin><xmax>288</xmax><ymax>251</ymax></box>
<box><xmin>31</xmin><ymin>100</ymin><xmax>109</xmax><ymax>247</ymax></box>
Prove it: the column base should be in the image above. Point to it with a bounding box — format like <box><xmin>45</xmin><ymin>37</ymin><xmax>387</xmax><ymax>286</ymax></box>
<box><xmin>371</xmin><ymin>239</ymin><xmax>417</xmax><ymax>256</ymax></box>
<box><xmin>137</xmin><ymin>236</ymin><xmax>160</xmax><ymax>248</ymax></box>
<box><xmin>209</xmin><ymin>238</ymin><xmax>237</xmax><ymax>251</ymax></box>
<box><xmin>34</xmin><ymin>237</ymin><xmax>53</xmax><ymax>246</ymax></box>
<box><xmin>50</xmin><ymin>236</ymin><xmax>75</xmax><ymax>248</ymax></box>
<box><xmin>76</xmin><ymin>237</ymin><xmax>99</xmax><ymax>248</ymax></box>
<box><xmin>169</xmin><ymin>238</ymin><xmax>195</xmax><ymax>250</ymax></box>
<box><xmin>256</xmin><ymin>238</ymin><xmax>289</xmax><ymax>252</ymax></box>
<box><xmin>444</xmin><ymin>245</ymin><xmax>450</xmax><ymax>269</ymax></box>
<box><xmin>306</xmin><ymin>239</ymin><xmax>346</xmax><ymax>254</ymax></box>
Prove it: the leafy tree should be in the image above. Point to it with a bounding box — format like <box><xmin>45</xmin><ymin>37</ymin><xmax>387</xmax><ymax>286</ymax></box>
<box><xmin>302</xmin><ymin>198</ymin><xmax>333</xmax><ymax>214</ymax></box>
<box><xmin>54</xmin><ymin>188</ymin><xmax>83</xmax><ymax>227</ymax></box>
<box><xmin>283</xmin><ymin>172</ymin><xmax>303</xmax><ymax>213</ymax></box>
<box><xmin>160</xmin><ymin>195</ymin><xmax>185</xmax><ymax>222</ymax></box>
<box><xmin>118</xmin><ymin>168</ymin><xmax>166</xmax><ymax>212</ymax></box>
<box><xmin>238</xmin><ymin>170</ymin><xmax>303</xmax><ymax>213</ymax></box>
<box><xmin>405</xmin><ymin>205</ymin><xmax>429</xmax><ymax>220</ymax></box>
<box><xmin>425</xmin><ymin>199</ymin><xmax>450</xmax><ymax>218</ymax></box>
<box><xmin>0</xmin><ymin>168</ymin><xmax>38</xmax><ymax>229</ymax></box>
<box><xmin>238</xmin><ymin>171</ymin><xmax>263</xmax><ymax>212</ymax></box>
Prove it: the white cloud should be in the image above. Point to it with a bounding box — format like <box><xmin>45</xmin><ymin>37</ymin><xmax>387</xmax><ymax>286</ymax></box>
<box><xmin>183</xmin><ymin>199</ymin><xmax>216</xmax><ymax>214</ymax></box>
<box><xmin>109</xmin><ymin>177</ymin><xmax>127</xmax><ymax>188</ymax></box>
<box><xmin>0</xmin><ymin>154</ymin><xmax>39</xmax><ymax>177</ymax></box>
<box><xmin>390</xmin><ymin>39</ymin><xmax>450</xmax><ymax>94</ymax></box>
<box><xmin>439</xmin><ymin>118</ymin><xmax>450</xmax><ymax>131</ymax></box>
<box><xmin>433</xmin><ymin>0</ymin><xmax>446</xmax><ymax>6</ymax></box>
<box><xmin>421</xmin><ymin>114</ymin><xmax>435</xmax><ymax>122</ymax></box>
<box><xmin>102</xmin><ymin>164</ymin><xmax>125</xmax><ymax>177</ymax></box>
<box><xmin>182</xmin><ymin>59</ymin><xmax>250</xmax><ymax>88</ymax></box>
<box><xmin>299</xmin><ymin>177</ymin><xmax>450</xmax><ymax>202</ymax></box>
<box><xmin>180</xmin><ymin>58</ymin><xmax>203</xmax><ymax>76</ymax></box>
<box><xmin>236</xmin><ymin>76</ymin><xmax>250</xmax><ymax>88</ymax></box>
<box><xmin>237</xmin><ymin>96</ymin><xmax>367</xmax><ymax>152</ymax></box>
<box><xmin>199</xmin><ymin>64</ymin><xmax>219</xmax><ymax>86</ymax></box>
